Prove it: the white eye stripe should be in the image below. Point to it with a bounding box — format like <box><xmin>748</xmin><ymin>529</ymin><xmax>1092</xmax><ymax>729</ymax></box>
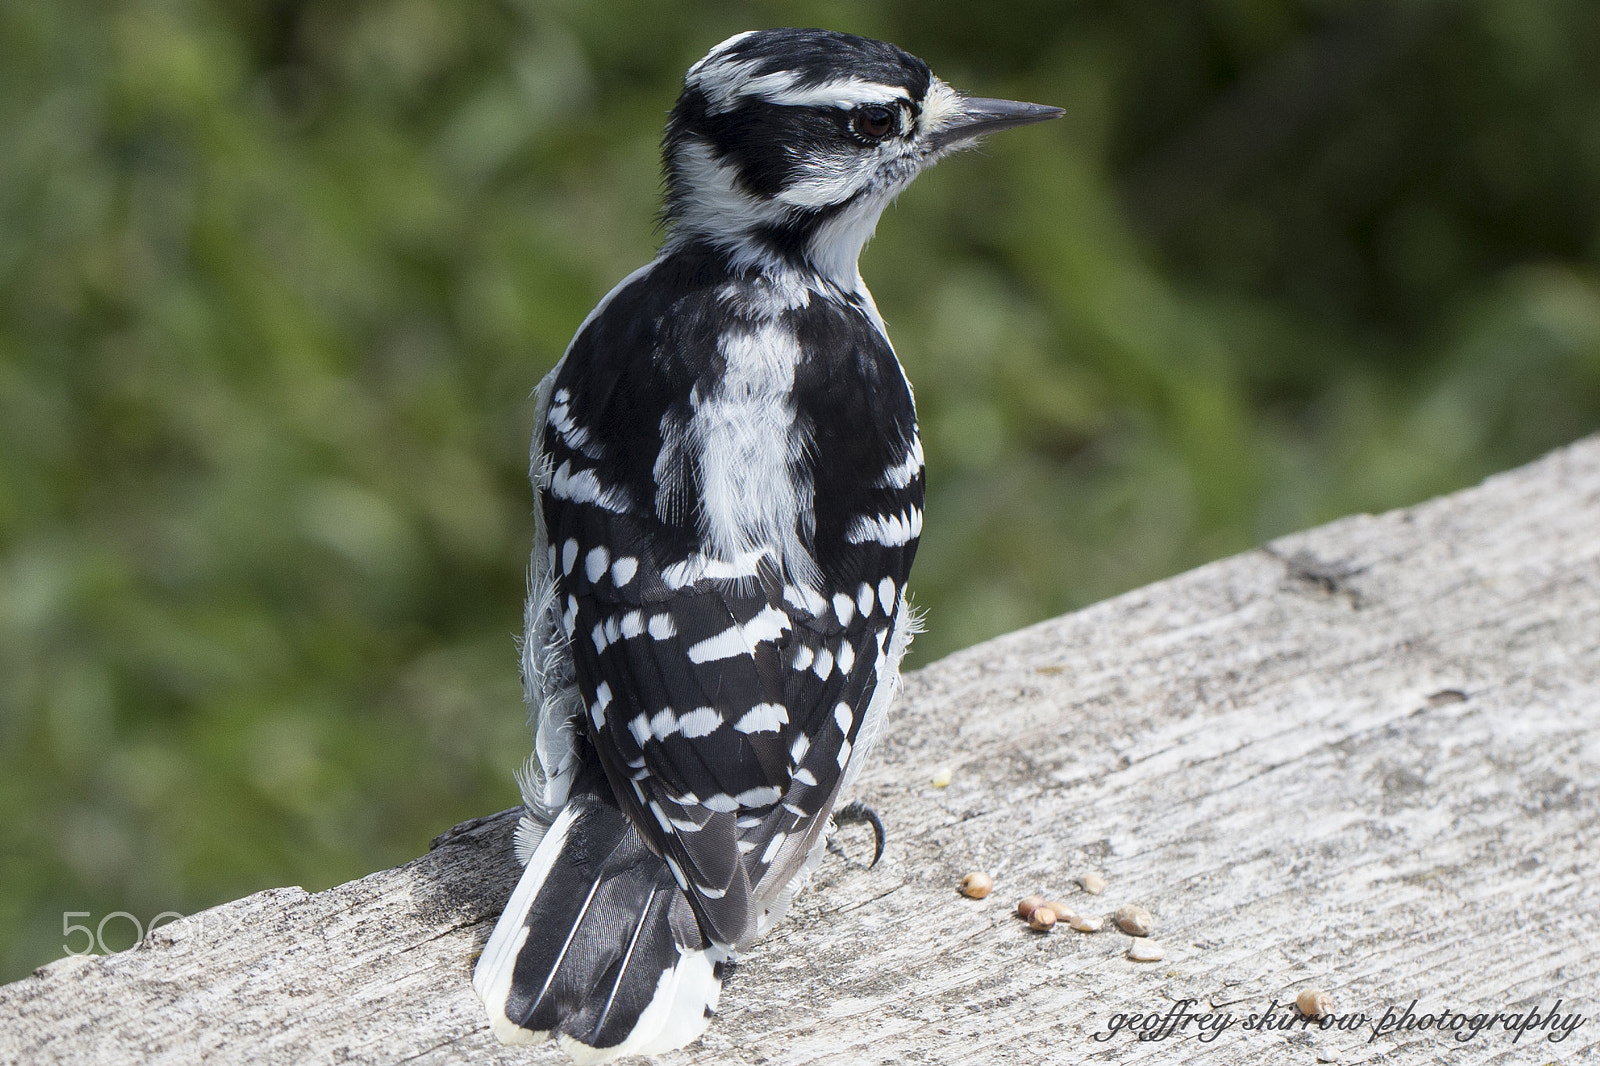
<box><xmin>694</xmin><ymin>58</ymin><xmax>913</xmax><ymax>113</ymax></box>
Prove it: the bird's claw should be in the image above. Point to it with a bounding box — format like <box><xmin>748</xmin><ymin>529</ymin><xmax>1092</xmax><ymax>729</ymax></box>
<box><xmin>828</xmin><ymin>799</ymin><xmax>886</xmax><ymax>868</ymax></box>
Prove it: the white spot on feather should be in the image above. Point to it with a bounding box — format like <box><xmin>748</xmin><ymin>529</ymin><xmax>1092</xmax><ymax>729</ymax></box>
<box><xmin>550</xmin><ymin>460</ymin><xmax>631</xmax><ymax>513</ymax></box>
<box><xmin>688</xmin><ymin>605</ymin><xmax>792</xmax><ymax>663</ymax></box>
<box><xmin>735</xmin><ymin>703</ymin><xmax>788</xmax><ymax>734</ymax></box>
<box><xmin>879</xmin><ymin>437</ymin><xmax>924</xmax><ymax>489</ymax></box>
<box><xmin>679</xmin><ymin>707</ymin><xmax>722</xmax><ymax>738</ymax></box>
<box><xmin>735</xmin><ymin>786</ymin><xmax>782</xmax><ymax>807</ymax></box>
<box><xmin>833</xmin><ymin>593</ymin><xmax>855</xmax><ymax>627</ymax></box>
<box><xmin>846</xmin><ymin>510</ymin><xmax>917</xmax><ymax>547</ymax></box>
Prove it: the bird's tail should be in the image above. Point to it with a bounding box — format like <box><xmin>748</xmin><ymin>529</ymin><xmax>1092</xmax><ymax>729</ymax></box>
<box><xmin>473</xmin><ymin>788</ymin><xmax>730</xmax><ymax>1063</ymax></box>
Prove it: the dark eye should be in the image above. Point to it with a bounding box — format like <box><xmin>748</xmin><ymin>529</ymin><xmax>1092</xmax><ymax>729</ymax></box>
<box><xmin>851</xmin><ymin>105</ymin><xmax>896</xmax><ymax>142</ymax></box>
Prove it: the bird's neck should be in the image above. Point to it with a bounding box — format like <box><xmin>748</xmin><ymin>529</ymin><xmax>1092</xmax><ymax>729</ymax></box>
<box><xmin>664</xmin><ymin>206</ymin><xmax>886</xmax><ymax>297</ymax></box>
<box><xmin>663</xmin><ymin>142</ymin><xmax>893</xmax><ymax>293</ymax></box>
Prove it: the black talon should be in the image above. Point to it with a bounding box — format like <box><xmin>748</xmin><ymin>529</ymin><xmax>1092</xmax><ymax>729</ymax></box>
<box><xmin>832</xmin><ymin>800</ymin><xmax>887</xmax><ymax>867</ymax></box>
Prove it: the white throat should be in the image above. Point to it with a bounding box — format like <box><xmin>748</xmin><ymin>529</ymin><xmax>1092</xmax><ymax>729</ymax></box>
<box><xmin>803</xmin><ymin>191</ymin><xmax>898</xmax><ymax>291</ymax></box>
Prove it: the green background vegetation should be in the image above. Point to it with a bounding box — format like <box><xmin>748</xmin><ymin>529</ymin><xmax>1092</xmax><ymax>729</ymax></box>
<box><xmin>4</xmin><ymin>0</ymin><xmax>1599</xmax><ymax>979</ymax></box>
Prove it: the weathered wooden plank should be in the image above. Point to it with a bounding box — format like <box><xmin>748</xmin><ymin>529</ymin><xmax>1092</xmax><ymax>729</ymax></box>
<box><xmin>5</xmin><ymin>436</ymin><xmax>1599</xmax><ymax>1065</ymax></box>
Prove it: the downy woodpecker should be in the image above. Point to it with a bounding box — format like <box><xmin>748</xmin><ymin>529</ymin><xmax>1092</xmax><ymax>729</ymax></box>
<box><xmin>474</xmin><ymin>28</ymin><xmax>1060</xmax><ymax>1061</ymax></box>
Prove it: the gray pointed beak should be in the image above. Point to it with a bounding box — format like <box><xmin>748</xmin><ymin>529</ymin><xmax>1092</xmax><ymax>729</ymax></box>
<box><xmin>928</xmin><ymin>97</ymin><xmax>1064</xmax><ymax>151</ymax></box>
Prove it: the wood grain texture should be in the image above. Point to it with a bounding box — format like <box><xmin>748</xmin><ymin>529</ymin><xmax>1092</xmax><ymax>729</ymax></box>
<box><xmin>6</xmin><ymin>436</ymin><xmax>1599</xmax><ymax>1066</ymax></box>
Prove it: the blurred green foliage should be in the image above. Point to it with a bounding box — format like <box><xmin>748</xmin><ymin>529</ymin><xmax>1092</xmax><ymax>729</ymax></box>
<box><xmin>4</xmin><ymin>0</ymin><xmax>1600</xmax><ymax>980</ymax></box>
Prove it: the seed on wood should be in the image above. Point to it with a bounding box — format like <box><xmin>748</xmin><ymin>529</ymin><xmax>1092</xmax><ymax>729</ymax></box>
<box><xmin>1044</xmin><ymin>900</ymin><xmax>1077</xmax><ymax>922</ymax></box>
<box><xmin>1016</xmin><ymin>896</ymin><xmax>1047</xmax><ymax>920</ymax></box>
<box><xmin>958</xmin><ymin>872</ymin><xmax>993</xmax><ymax>899</ymax></box>
<box><xmin>1078</xmin><ymin>873</ymin><xmax>1107</xmax><ymax>895</ymax></box>
<box><xmin>1297</xmin><ymin>988</ymin><xmax>1334</xmax><ymax>1019</ymax></box>
<box><xmin>1112</xmin><ymin>904</ymin><xmax>1154</xmax><ymax>937</ymax></box>
<box><xmin>1028</xmin><ymin>906</ymin><xmax>1057</xmax><ymax>932</ymax></box>
<box><xmin>1066</xmin><ymin>913</ymin><xmax>1102</xmax><ymax>932</ymax></box>
<box><xmin>1126</xmin><ymin>937</ymin><xmax>1164</xmax><ymax>962</ymax></box>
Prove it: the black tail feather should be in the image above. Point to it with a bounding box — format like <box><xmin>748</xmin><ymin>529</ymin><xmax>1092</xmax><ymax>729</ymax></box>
<box><xmin>476</xmin><ymin>779</ymin><xmax>725</xmax><ymax>1060</ymax></box>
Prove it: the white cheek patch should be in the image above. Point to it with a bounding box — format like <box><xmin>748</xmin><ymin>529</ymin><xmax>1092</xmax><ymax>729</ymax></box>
<box><xmin>776</xmin><ymin>149</ymin><xmax>871</xmax><ymax>210</ymax></box>
<box><xmin>671</xmin><ymin>139</ymin><xmax>790</xmax><ymax>239</ymax></box>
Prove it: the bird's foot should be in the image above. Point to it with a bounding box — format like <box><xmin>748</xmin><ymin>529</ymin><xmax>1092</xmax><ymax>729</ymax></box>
<box><xmin>826</xmin><ymin>800</ymin><xmax>886</xmax><ymax>868</ymax></box>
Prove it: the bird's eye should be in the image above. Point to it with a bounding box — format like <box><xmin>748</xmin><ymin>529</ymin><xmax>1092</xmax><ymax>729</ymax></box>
<box><xmin>851</xmin><ymin>105</ymin><xmax>896</xmax><ymax>142</ymax></box>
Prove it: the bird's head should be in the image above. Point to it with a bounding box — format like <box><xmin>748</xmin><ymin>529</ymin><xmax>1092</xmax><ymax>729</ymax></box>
<box><xmin>661</xmin><ymin>28</ymin><xmax>1062</xmax><ymax>288</ymax></box>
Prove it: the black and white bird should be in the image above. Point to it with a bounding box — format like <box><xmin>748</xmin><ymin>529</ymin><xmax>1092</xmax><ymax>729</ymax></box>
<box><xmin>473</xmin><ymin>28</ymin><xmax>1060</xmax><ymax>1061</ymax></box>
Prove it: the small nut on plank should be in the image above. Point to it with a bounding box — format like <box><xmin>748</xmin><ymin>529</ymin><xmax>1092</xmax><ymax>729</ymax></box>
<box><xmin>959</xmin><ymin>872</ymin><xmax>993</xmax><ymax>899</ymax></box>
<box><xmin>1016</xmin><ymin>896</ymin><xmax>1047</xmax><ymax>920</ymax></box>
<box><xmin>1028</xmin><ymin>906</ymin><xmax>1057</xmax><ymax>932</ymax></box>
<box><xmin>1297</xmin><ymin>988</ymin><xmax>1334</xmax><ymax>1019</ymax></box>
<box><xmin>1067</xmin><ymin>913</ymin><xmax>1103</xmax><ymax>932</ymax></box>
<box><xmin>1078</xmin><ymin>873</ymin><xmax>1107</xmax><ymax>895</ymax></box>
<box><xmin>1112</xmin><ymin>904</ymin><xmax>1155</xmax><ymax>937</ymax></box>
<box><xmin>1044</xmin><ymin>899</ymin><xmax>1078</xmax><ymax>922</ymax></box>
<box><xmin>1126</xmin><ymin>937</ymin><xmax>1164</xmax><ymax>962</ymax></box>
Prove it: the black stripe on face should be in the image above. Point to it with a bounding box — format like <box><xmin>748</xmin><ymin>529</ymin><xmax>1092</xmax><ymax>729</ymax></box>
<box><xmin>672</xmin><ymin>90</ymin><xmax>855</xmax><ymax>201</ymax></box>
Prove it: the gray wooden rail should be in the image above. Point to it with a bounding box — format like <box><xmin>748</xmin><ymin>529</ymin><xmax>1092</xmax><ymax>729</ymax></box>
<box><xmin>6</xmin><ymin>437</ymin><xmax>1599</xmax><ymax>1065</ymax></box>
